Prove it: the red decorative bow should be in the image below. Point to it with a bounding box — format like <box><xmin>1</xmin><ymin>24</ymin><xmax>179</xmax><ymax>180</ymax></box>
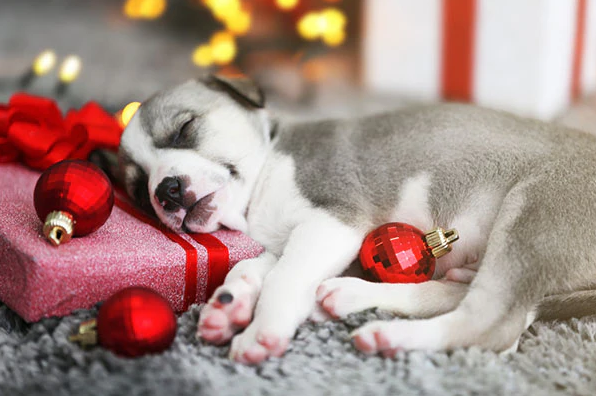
<box><xmin>0</xmin><ymin>93</ymin><xmax>123</xmax><ymax>169</ymax></box>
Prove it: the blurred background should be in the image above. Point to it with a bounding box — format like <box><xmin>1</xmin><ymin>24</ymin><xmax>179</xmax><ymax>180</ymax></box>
<box><xmin>1</xmin><ymin>0</ymin><xmax>596</xmax><ymax>125</ymax></box>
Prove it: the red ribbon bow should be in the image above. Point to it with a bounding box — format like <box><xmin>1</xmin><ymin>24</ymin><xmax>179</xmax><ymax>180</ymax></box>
<box><xmin>0</xmin><ymin>93</ymin><xmax>123</xmax><ymax>169</ymax></box>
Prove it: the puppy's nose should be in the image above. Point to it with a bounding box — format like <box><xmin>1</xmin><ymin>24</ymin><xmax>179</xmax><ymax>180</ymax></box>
<box><xmin>155</xmin><ymin>177</ymin><xmax>183</xmax><ymax>211</ymax></box>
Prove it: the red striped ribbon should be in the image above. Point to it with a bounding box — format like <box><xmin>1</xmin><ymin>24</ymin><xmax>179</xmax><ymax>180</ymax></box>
<box><xmin>571</xmin><ymin>0</ymin><xmax>587</xmax><ymax>101</ymax></box>
<box><xmin>113</xmin><ymin>195</ymin><xmax>229</xmax><ymax>310</ymax></box>
<box><xmin>441</xmin><ymin>0</ymin><xmax>477</xmax><ymax>102</ymax></box>
<box><xmin>187</xmin><ymin>233</ymin><xmax>229</xmax><ymax>300</ymax></box>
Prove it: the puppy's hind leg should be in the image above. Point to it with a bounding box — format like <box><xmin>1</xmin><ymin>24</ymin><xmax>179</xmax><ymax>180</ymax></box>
<box><xmin>352</xmin><ymin>181</ymin><xmax>558</xmax><ymax>355</ymax></box>
<box><xmin>198</xmin><ymin>252</ymin><xmax>276</xmax><ymax>344</ymax></box>
<box><xmin>316</xmin><ymin>277</ymin><xmax>469</xmax><ymax>319</ymax></box>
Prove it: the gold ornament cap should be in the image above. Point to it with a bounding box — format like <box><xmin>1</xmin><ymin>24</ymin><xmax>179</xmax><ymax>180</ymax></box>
<box><xmin>68</xmin><ymin>319</ymin><xmax>98</xmax><ymax>347</ymax></box>
<box><xmin>424</xmin><ymin>227</ymin><xmax>459</xmax><ymax>258</ymax></box>
<box><xmin>43</xmin><ymin>211</ymin><xmax>74</xmax><ymax>246</ymax></box>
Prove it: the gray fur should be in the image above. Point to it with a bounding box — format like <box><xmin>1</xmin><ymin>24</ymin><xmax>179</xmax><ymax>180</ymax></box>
<box><xmin>276</xmin><ymin>105</ymin><xmax>559</xmax><ymax>229</ymax></box>
<box><xmin>274</xmin><ymin>104</ymin><xmax>596</xmax><ymax>320</ymax></box>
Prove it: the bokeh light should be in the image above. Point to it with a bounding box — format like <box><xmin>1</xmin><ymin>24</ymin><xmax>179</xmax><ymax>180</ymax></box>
<box><xmin>297</xmin><ymin>8</ymin><xmax>347</xmax><ymax>46</ymax></box>
<box><xmin>210</xmin><ymin>31</ymin><xmax>237</xmax><ymax>65</ymax></box>
<box><xmin>124</xmin><ymin>0</ymin><xmax>167</xmax><ymax>20</ymax></box>
<box><xmin>208</xmin><ymin>0</ymin><xmax>241</xmax><ymax>21</ymax></box>
<box><xmin>58</xmin><ymin>55</ymin><xmax>82</xmax><ymax>83</ymax></box>
<box><xmin>225</xmin><ymin>9</ymin><xmax>251</xmax><ymax>35</ymax></box>
<box><xmin>120</xmin><ymin>102</ymin><xmax>141</xmax><ymax>126</ymax></box>
<box><xmin>276</xmin><ymin>0</ymin><xmax>299</xmax><ymax>11</ymax></box>
<box><xmin>323</xmin><ymin>29</ymin><xmax>345</xmax><ymax>47</ymax></box>
<box><xmin>297</xmin><ymin>13</ymin><xmax>320</xmax><ymax>40</ymax></box>
<box><xmin>192</xmin><ymin>44</ymin><xmax>213</xmax><ymax>67</ymax></box>
<box><xmin>32</xmin><ymin>50</ymin><xmax>57</xmax><ymax>76</ymax></box>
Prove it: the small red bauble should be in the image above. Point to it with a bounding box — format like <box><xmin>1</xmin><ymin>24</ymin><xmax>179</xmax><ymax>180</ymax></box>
<box><xmin>96</xmin><ymin>287</ymin><xmax>177</xmax><ymax>357</ymax></box>
<box><xmin>359</xmin><ymin>222</ymin><xmax>459</xmax><ymax>283</ymax></box>
<box><xmin>33</xmin><ymin>159</ymin><xmax>114</xmax><ymax>246</ymax></box>
<box><xmin>69</xmin><ymin>287</ymin><xmax>178</xmax><ymax>358</ymax></box>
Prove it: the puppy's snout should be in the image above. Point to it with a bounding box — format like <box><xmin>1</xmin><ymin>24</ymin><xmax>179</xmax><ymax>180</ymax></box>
<box><xmin>156</xmin><ymin>176</ymin><xmax>183</xmax><ymax>211</ymax></box>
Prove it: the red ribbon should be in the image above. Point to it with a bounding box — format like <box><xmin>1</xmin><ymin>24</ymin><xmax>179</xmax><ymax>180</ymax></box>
<box><xmin>114</xmin><ymin>193</ymin><xmax>230</xmax><ymax>310</ymax></box>
<box><xmin>0</xmin><ymin>93</ymin><xmax>122</xmax><ymax>170</ymax></box>
<box><xmin>571</xmin><ymin>0</ymin><xmax>587</xmax><ymax>101</ymax></box>
<box><xmin>441</xmin><ymin>0</ymin><xmax>477</xmax><ymax>102</ymax></box>
<box><xmin>187</xmin><ymin>233</ymin><xmax>230</xmax><ymax>301</ymax></box>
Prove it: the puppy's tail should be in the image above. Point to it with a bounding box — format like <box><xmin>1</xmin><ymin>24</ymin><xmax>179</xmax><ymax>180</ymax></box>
<box><xmin>536</xmin><ymin>289</ymin><xmax>596</xmax><ymax>321</ymax></box>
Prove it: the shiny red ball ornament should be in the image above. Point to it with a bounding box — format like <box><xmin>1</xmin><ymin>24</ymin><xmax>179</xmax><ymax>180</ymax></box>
<box><xmin>69</xmin><ymin>287</ymin><xmax>177</xmax><ymax>357</ymax></box>
<box><xmin>33</xmin><ymin>159</ymin><xmax>114</xmax><ymax>246</ymax></box>
<box><xmin>359</xmin><ymin>222</ymin><xmax>459</xmax><ymax>283</ymax></box>
<box><xmin>96</xmin><ymin>287</ymin><xmax>178</xmax><ymax>357</ymax></box>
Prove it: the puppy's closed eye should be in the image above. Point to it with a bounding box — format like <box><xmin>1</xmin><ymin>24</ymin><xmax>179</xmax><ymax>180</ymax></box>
<box><xmin>223</xmin><ymin>162</ymin><xmax>239</xmax><ymax>179</ymax></box>
<box><xmin>171</xmin><ymin>117</ymin><xmax>195</xmax><ymax>147</ymax></box>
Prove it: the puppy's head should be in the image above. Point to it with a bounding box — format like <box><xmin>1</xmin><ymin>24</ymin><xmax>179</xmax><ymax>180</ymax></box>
<box><xmin>118</xmin><ymin>75</ymin><xmax>271</xmax><ymax>233</ymax></box>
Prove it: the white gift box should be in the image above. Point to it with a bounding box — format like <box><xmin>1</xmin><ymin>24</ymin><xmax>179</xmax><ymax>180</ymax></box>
<box><xmin>362</xmin><ymin>0</ymin><xmax>596</xmax><ymax>120</ymax></box>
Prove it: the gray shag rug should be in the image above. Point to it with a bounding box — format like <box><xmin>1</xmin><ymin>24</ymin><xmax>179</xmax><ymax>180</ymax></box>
<box><xmin>1</xmin><ymin>302</ymin><xmax>596</xmax><ymax>396</ymax></box>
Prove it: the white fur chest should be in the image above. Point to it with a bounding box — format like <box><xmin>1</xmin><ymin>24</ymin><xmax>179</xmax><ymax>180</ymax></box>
<box><xmin>246</xmin><ymin>152</ymin><xmax>315</xmax><ymax>256</ymax></box>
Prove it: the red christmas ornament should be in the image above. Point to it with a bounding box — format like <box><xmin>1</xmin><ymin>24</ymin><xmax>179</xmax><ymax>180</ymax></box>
<box><xmin>34</xmin><ymin>159</ymin><xmax>114</xmax><ymax>246</ymax></box>
<box><xmin>359</xmin><ymin>222</ymin><xmax>459</xmax><ymax>283</ymax></box>
<box><xmin>69</xmin><ymin>287</ymin><xmax>178</xmax><ymax>358</ymax></box>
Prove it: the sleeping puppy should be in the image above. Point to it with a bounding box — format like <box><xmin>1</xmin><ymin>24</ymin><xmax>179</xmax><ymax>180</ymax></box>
<box><xmin>118</xmin><ymin>75</ymin><xmax>596</xmax><ymax>364</ymax></box>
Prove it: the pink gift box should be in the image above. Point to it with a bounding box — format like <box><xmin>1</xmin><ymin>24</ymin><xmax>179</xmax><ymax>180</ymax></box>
<box><xmin>0</xmin><ymin>163</ymin><xmax>264</xmax><ymax>322</ymax></box>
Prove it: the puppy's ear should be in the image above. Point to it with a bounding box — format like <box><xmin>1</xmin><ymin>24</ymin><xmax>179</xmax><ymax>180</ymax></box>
<box><xmin>208</xmin><ymin>74</ymin><xmax>265</xmax><ymax>109</ymax></box>
<box><xmin>88</xmin><ymin>149</ymin><xmax>120</xmax><ymax>184</ymax></box>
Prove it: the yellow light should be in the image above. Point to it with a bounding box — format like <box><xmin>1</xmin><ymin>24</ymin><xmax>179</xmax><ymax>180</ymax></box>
<box><xmin>297</xmin><ymin>12</ymin><xmax>321</xmax><ymax>40</ymax></box>
<box><xmin>58</xmin><ymin>56</ymin><xmax>82</xmax><ymax>83</ymax></box>
<box><xmin>321</xmin><ymin>8</ymin><xmax>346</xmax><ymax>32</ymax></box>
<box><xmin>210</xmin><ymin>31</ymin><xmax>237</xmax><ymax>65</ymax></box>
<box><xmin>225</xmin><ymin>9</ymin><xmax>251</xmax><ymax>35</ymax></box>
<box><xmin>124</xmin><ymin>0</ymin><xmax>143</xmax><ymax>18</ymax></box>
<box><xmin>276</xmin><ymin>0</ymin><xmax>298</xmax><ymax>11</ymax></box>
<box><xmin>124</xmin><ymin>0</ymin><xmax>167</xmax><ymax>19</ymax></box>
<box><xmin>32</xmin><ymin>50</ymin><xmax>57</xmax><ymax>76</ymax></box>
<box><xmin>209</xmin><ymin>0</ymin><xmax>241</xmax><ymax>21</ymax></box>
<box><xmin>139</xmin><ymin>0</ymin><xmax>167</xmax><ymax>19</ymax></box>
<box><xmin>322</xmin><ymin>28</ymin><xmax>345</xmax><ymax>46</ymax></box>
<box><xmin>192</xmin><ymin>44</ymin><xmax>213</xmax><ymax>67</ymax></box>
<box><xmin>121</xmin><ymin>102</ymin><xmax>142</xmax><ymax>126</ymax></box>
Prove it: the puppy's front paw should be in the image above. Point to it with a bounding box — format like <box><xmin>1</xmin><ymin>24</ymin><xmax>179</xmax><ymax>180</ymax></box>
<box><xmin>316</xmin><ymin>277</ymin><xmax>374</xmax><ymax>318</ymax></box>
<box><xmin>351</xmin><ymin>319</ymin><xmax>439</xmax><ymax>357</ymax></box>
<box><xmin>229</xmin><ymin>324</ymin><xmax>290</xmax><ymax>365</ymax></box>
<box><xmin>197</xmin><ymin>276</ymin><xmax>258</xmax><ymax>345</ymax></box>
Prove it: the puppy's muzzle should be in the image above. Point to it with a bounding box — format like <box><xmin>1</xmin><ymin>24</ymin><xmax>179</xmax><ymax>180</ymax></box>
<box><xmin>156</xmin><ymin>176</ymin><xmax>183</xmax><ymax>211</ymax></box>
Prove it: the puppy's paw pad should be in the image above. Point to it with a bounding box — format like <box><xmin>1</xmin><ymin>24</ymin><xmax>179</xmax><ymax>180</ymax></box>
<box><xmin>352</xmin><ymin>331</ymin><xmax>376</xmax><ymax>354</ymax></box>
<box><xmin>351</xmin><ymin>322</ymin><xmax>401</xmax><ymax>356</ymax></box>
<box><xmin>352</xmin><ymin>319</ymin><xmax>437</xmax><ymax>355</ymax></box>
<box><xmin>230</xmin><ymin>329</ymin><xmax>290</xmax><ymax>364</ymax></box>
<box><xmin>308</xmin><ymin>304</ymin><xmax>334</xmax><ymax>323</ymax></box>
<box><xmin>197</xmin><ymin>279</ymin><xmax>258</xmax><ymax>344</ymax></box>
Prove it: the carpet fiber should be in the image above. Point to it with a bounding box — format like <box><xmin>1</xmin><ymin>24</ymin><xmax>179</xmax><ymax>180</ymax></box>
<box><xmin>1</xmin><ymin>302</ymin><xmax>596</xmax><ymax>396</ymax></box>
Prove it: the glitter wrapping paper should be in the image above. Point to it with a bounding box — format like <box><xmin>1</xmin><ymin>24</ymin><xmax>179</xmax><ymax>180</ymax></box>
<box><xmin>0</xmin><ymin>164</ymin><xmax>264</xmax><ymax>322</ymax></box>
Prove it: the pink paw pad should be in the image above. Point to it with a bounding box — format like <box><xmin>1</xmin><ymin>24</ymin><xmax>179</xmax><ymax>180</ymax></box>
<box><xmin>353</xmin><ymin>333</ymin><xmax>376</xmax><ymax>354</ymax></box>
<box><xmin>197</xmin><ymin>288</ymin><xmax>256</xmax><ymax>345</ymax></box>
<box><xmin>316</xmin><ymin>285</ymin><xmax>341</xmax><ymax>318</ymax></box>
<box><xmin>230</xmin><ymin>333</ymin><xmax>290</xmax><ymax>364</ymax></box>
<box><xmin>353</xmin><ymin>327</ymin><xmax>400</xmax><ymax>357</ymax></box>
